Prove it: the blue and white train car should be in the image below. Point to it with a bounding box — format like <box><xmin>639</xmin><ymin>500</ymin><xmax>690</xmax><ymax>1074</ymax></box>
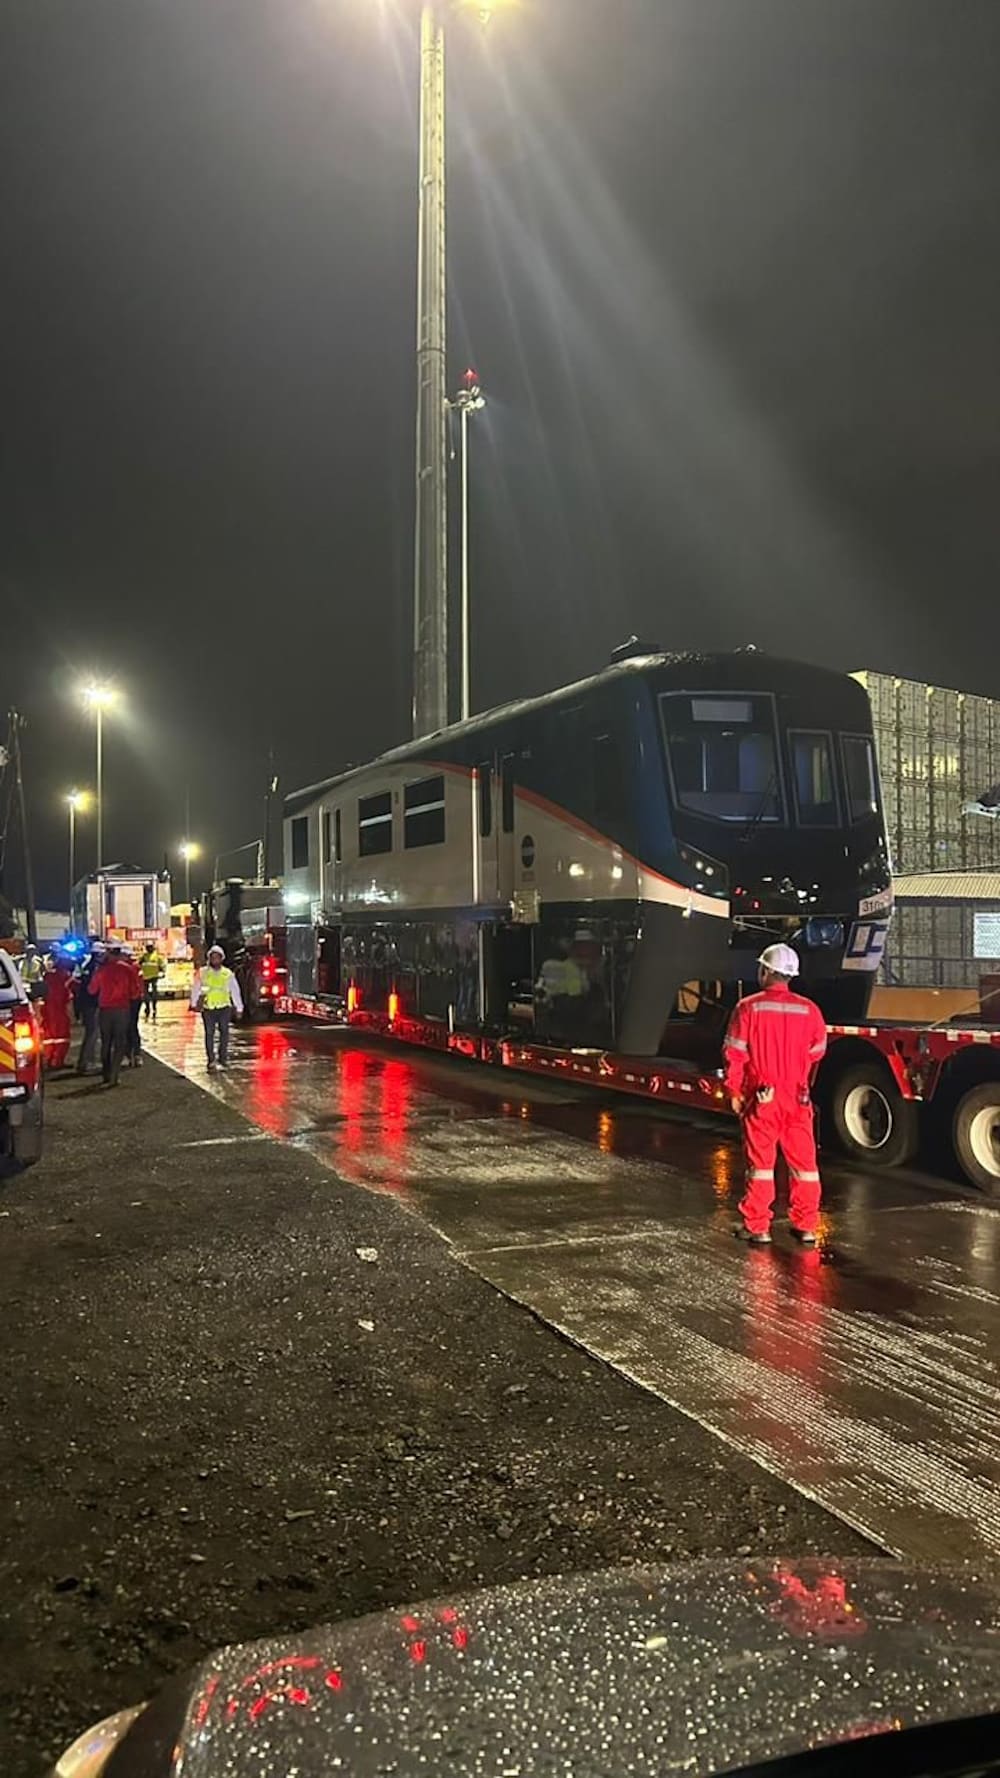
<box><xmin>282</xmin><ymin>650</ymin><xmax>891</xmax><ymax>1060</ymax></box>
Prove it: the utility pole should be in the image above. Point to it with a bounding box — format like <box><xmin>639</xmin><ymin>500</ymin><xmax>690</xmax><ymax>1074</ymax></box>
<box><xmin>412</xmin><ymin>3</ymin><xmax>449</xmax><ymax>738</ymax></box>
<box><xmin>262</xmin><ymin>744</ymin><xmax>278</xmax><ymax>884</ymax></box>
<box><xmin>453</xmin><ymin>370</ymin><xmax>486</xmax><ymax>720</ymax></box>
<box><xmin>10</xmin><ymin>712</ymin><xmax>37</xmax><ymax>944</ymax></box>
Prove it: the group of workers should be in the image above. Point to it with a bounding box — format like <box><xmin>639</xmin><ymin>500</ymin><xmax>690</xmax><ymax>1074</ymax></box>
<box><xmin>24</xmin><ymin>939</ymin><xmax>167</xmax><ymax>1086</ymax></box>
<box><xmin>24</xmin><ymin>937</ymin><xmax>244</xmax><ymax>1082</ymax></box>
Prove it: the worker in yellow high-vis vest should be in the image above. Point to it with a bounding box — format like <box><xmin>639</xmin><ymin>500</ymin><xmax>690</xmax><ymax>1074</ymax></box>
<box><xmin>190</xmin><ymin>943</ymin><xmax>244</xmax><ymax>1071</ymax></box>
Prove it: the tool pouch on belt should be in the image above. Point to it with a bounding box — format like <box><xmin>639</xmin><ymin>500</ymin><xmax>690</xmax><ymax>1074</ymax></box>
<box><xmin>755</xmin><ymin>1085</ymin><xmax>775</xmax><ymax>1105</ymax></box>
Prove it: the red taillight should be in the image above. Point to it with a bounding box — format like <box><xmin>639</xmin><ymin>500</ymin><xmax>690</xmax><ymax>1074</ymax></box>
<box><xmin>261</xmin><ymin>956</ymin><xmax>275</xmax><ymax>979</ymax></box>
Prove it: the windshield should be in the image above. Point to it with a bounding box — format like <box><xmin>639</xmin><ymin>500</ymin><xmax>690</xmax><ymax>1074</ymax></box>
<box><xmin>842</xmin><ymin>733</ymin><xmax>880</xmax><ymax>822</ymax></box>
<box><xmin>790</xmin><ymin>730</ymin><xmax>839</xmax><ymax>827</ymax></box>
<box><xmin>662</xmin><ymin>693</ymin><xmax>783</xmax><ymax>823</ymax></box>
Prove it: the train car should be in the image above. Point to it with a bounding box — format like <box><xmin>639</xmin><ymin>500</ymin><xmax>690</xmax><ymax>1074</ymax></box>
<box><xmin>280</xmin><ymin>649</ymin><xmax>891</xmax><ymax>1063</ymax></box>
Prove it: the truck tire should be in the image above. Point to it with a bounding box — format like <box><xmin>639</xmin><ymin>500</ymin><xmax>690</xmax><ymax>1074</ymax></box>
<box><xmin>951</xmin><ymin>1081</ymin><xmax>1000</xmax><ymax>1197</ymax></box>
<box><xmin>827</xmin><ymin>1061</ymin><xmax>919</xmax><ymax>1168</ymax></box>
<box><xmin>241</xmin><ymin>969</ymin><xmax>259</xmax><ymax>1024</ymax></box>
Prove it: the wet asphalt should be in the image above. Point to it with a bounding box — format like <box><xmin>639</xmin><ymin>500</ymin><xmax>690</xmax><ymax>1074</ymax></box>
<box><xmin>152</xmin><ymin>1006</ymin><xmax>1000</xmax><ymax>1567</ymax></box>
<box><xmin>1</xmin><ymin>1015</ymin><xmax>872</xmax><ymax>1778</ymax></box>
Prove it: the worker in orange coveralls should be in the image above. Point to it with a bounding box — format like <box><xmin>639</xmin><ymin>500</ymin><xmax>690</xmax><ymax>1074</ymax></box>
<box><xmin>39</xmin><ymin>953</ymin><xmax>74</xmax><ymax>1070</ymax></box>
<box><xmin>723</xmin><ymin>943</ymin><xmax>827</xmax><ymax>1248</ymax></box>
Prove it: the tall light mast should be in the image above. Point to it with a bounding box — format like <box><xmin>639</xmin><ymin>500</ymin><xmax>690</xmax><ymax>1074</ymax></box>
<box><xmin>412</xmin><ymin>4</ymin><xmax>449</xmax><ymax>739</ymax></box>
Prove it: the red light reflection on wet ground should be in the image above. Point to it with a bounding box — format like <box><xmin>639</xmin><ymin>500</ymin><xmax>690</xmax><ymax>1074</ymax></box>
<box><xmin>246</xmin><ymin>1025</ymin><xmax>295</xmax><ymax>1138</ymax></box>
<box><xmin>146</xmin><ymin>1005</ymin><xmax>1000</xmax><ymax>1565</ymax></box>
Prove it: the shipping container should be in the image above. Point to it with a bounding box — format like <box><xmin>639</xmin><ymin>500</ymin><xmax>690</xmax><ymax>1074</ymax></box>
<box><xmin>854</xmin><ymin>669</ymin><xmax>1000</xmax><ymax>877</ymax></box>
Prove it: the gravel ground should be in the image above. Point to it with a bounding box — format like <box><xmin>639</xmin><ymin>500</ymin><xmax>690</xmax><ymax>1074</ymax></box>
<box><xmin>1</xmin><ymin>1057</ymin><xmax>871</xmax><ymax>1776</ymax></box>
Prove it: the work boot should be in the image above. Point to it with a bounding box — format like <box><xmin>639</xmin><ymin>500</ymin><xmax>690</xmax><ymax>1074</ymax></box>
<box><xmin>790</xmin><ymin>1227</ymin><xmax>818</xmax><ymax>1247</ymax></box>
<box><xmin>735</xmin><ymin>1225</ymin><xmax>772</xmax><ymax>1247</ymax></box>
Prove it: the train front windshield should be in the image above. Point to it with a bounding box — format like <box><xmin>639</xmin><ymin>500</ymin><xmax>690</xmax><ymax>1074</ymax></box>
<box><xmin>662</xmin><ymin>694</ymin><xmax>783</xmax><ymax>824</ymax></box>
<box><xmin>660</xmin><ymin>692</ymin><xmax>880</xmax><ymax>835</ymax></box>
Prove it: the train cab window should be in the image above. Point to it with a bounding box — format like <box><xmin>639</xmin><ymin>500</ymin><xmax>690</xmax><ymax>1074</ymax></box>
<box><xmin>291</xmin><ymin>815</ymin><xmax>310</xmax><ymax>870</ymax></box>
<box><xmin>359</xmin><ymin>791</ymin><xmax>393</xmax><ymax>857</ymax></box>
<box><xmin>593</xmin><ymin>734</ymin><xmax>624</xmax><ymax>828</ymax></box>
<box><xmin>334</xmin><ymin>808</ymin><xmax>342</xmax><ymax>863</ymax></box>
<box><xmin>322</xmin><ymin>809</ymin><xmax>331</xmax><ymax>863</ymax></box>
<box><xmin>477</xmin><ymin>762</ymin><xmax>492</xmax><ymax>838</ymax></box>
<box><xmin>842</xmin><ymin>735</ymin><xmax>879</xmax><ymax>822</ymax></box>
<box><xmin>661</xmin><ymin>693</ymin><xmax>782</xmax><ymax>822</ymax></box>
<box><xmin>404</xmin><ymin>775</ymin><xmax>446</xmax><ymax>849</ymax></box>
<box><xmin>790</xmin><ymin>731</ymin><xmax>838</xmax><ymax>826</ymax></box>
<box><xmin>501</xmin><ymin>756</ymin><xmax>515</xmax><ymax>834</ymax></box>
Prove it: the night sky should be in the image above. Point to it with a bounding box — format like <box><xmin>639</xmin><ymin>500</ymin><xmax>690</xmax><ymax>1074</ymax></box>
<box><xmin>4</xmin><ymin>0</ymin><xmax>1000</xmax><ymax>910</ymax></box>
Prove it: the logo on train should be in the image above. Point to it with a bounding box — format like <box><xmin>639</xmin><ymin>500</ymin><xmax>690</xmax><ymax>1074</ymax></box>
<box><xmin>842</xmin><ymin>919</ymin><xmax>889</xmax><ymax>972</ymax></box>
<box><xmin>521</xmin><ymin>835</ymin><xmax>536</xmax><ymax>869</ymax></box>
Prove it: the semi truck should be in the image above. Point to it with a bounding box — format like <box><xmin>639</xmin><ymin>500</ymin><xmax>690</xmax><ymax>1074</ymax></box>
<box><xmin>272</xmin><ymin>650</ymin><xmax>1000</xmax><ymax>1198</ymax></box>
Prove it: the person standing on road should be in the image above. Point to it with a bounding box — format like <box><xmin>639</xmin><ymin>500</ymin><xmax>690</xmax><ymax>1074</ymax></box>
<box><xmin>74</xmin><ymin>941</ymin><xmax>105</xmax><ymax>1075</ymax></box>
<box><xmin>21</xmin><ymin>943</ymin><xmax>44</xmax><ymax>994</ymax></box>
<box><xmin>723</xmin><ymin>943</ymin><xmax>828</xmax><ymax>1248</ymax></box>
<box><xmin>88</xmin><ymin>942</ymin><xmax>135</xmax><ymax>1087</ymax></box>
<box><xmin>40</xmin><ymin>953</ymin><xmax>74</xmax><ymax>1070</ymax></box>
<box><xmin>140</xmin><ymin>941</ymin><xmax>164</xmax><ymax>1022</ymax></box>
<box><xmin>191</xmin><ymin>943</ymin><xmax>243</xmax><ymax>1071</ymax></box>
<box><xmin>124</xmin><ymin>947</ymin><xmax>144</xmax><ymax>1068</ymax></box>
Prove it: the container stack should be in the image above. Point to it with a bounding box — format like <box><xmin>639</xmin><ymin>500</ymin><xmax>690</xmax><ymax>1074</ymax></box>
<box><xmin>853</xmin><ymin>671</ymin><xmax>1000</xmax><ymax>873</ymax></box>
<box><xmin>853</xmin><ymin>671</ymin><xmax>1000</xmax><ymax>987</ymax></box>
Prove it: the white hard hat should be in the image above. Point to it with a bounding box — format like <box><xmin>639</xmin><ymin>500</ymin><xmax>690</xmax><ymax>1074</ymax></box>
<box><xmin>758</xmin><ymin>942</ymin><xmax>800</xmax><ymax>978</ymax></box>
<box><xmin>208</xmin><ymin>943</ymin><xmax>224</xmax><ymax>957</ymax></box>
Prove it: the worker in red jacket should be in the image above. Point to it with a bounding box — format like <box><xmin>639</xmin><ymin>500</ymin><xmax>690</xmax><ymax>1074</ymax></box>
<box><xmin>88</xmin><ymin>943</ymin><xmax>136</xmax><ymax>1087</ymax></box>
<box><xmin>723</xmin><ymin>943</ymin><xmax>828</xmax><ymax>1247</ymax></box>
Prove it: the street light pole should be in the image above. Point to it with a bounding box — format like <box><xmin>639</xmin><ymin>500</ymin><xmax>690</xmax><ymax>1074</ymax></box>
<box><xmin>454</xmin><ymin>370</ymin><xmax>486</xmax><ymax>721</ymax></box>
<box><xmin>69</xmin><ymin>798</ymin><xmax>77</xmax><ymax>923</ymax></box>
<box><xmin>180</xmin><ymin>841</ymin><xmax>201</xmax><ymax>906</ymax></box>
<box><xmin>95</xmin><ymin>703</ymin><xmax>103</xmax><ymax>871</ymax></box>
<box><xmin>412</xmin><ymin>2</ymin><xmax>449</xmax><ymax>738</ymax></box>
<box><xmin>82</xmin><ymin>684</ymin><xmax>117</xmax><ymax>871</ymax></box>
<box><xmin>66</xmin><ymin>791</ymin><xmax>89</xmax><ymax>931</ymax></box>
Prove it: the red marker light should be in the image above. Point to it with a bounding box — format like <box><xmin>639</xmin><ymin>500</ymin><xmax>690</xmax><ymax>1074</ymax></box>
<box><xmin>325</xmin><ymin>1669</ymin><xmax>343</xmax><ymax>1692</ymax></box>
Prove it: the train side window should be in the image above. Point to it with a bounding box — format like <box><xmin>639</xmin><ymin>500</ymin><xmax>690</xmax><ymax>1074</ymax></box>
<box><xmin>790</xmin><ymin>730</ymin><xmax>839</xmax><ymax>827</ymax></box>
<box><xmin>359</xmin><ymin>791</ymin><xmax>393</xmax><ymax>857</ymax></box>
<box><xmin>842</xmin><ymin>735</ymin><xmax>878</xmax><ymax>822</ymax></box>
<box><xmin>478</xmin><ymin>762</ymin><xmax>492</xmax><ymax>838</ymax></box>
<box><xmin>291</xmin><ymin>815</ymin><xmax>310</xmax><ymax>870</ymax></box>
<box><xmin>501</xmin><ymin>756</ymin><xmax>515</xmax><ymax>833</ymax></box>
<box><xmin>322</xmin><ymin>809</ymin><xmax>332</xmax><ymax>863</ymax></box>
<box><xmin>593</xmin><ymin>734</ymin><xmax>624</xmax><ymax>828</ymax></box>
<box><xmin>334</xmin><ymin>807</ymin><xmax>342</xmax><ymax>863</ymax></box>
<box><xmin>404</xmin><ymin>775</ymin><xmax>446</xmax><ymax>849</ymax></box>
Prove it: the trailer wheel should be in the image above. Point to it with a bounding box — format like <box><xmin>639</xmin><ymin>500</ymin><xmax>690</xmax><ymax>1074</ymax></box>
<box><xmin>952</xmin><ymin>1082</ymin><xmax>1000</xmax><ymax>1196</ymax></box>
<box><xmin>827</xmin><ymin>1062</ymin><xmax>919</xmax><ymax>1168</ymax></box>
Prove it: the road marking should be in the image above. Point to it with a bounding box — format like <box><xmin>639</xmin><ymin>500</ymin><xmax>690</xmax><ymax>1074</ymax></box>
<box><xmin>180</xmin><ymin>1134</ymin><xmax>272</xmax><ymax>1148</ymax></box>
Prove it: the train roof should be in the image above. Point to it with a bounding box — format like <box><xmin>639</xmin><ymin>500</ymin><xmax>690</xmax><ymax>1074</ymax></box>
<box><xmin>284</xmin><ymin>649</ymin><xmax>862</xmax><ymax>813</ymax></box>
